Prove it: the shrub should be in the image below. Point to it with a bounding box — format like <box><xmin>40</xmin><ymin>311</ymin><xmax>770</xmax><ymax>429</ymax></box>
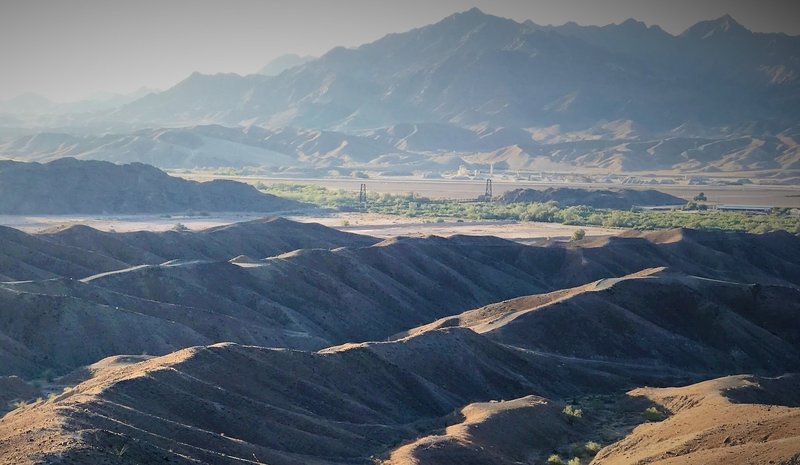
<box><xmin>563</xmin><ymin>404</ymin><xmax>583</xmax><ymax>419</ymax></box>
<box><xmin>571</xmin><ymin>228</ymin><xmax>586</xmax><ymax>241</ymax></box>
<box><xmin>172</xmin><ymin>223</ymin><xmax>189</xmax><ymax>232</ymax></box>
<box><xmin>547</xmin><ymin>454</ymin><xmax>564</xmax><ymax>465</ymax></box>
<box><xmin>568</xmin><ymin>458</ymin><xmax>582</xmax><ymax>465</ymax></box>
<box><xmin>584</xmin><ymin>441</ymin><xmax>602</xmax><ymax>455</ymax></box>
<box><xmin>693</xmin><ymin>192</ymin><xmax>707</xmax><ymax>202</ymax></box>
<box><xmin>12</xmin><ymin>400</ymin><xmax>27</xmax><ymax>409</ymax></box>
<box><xmin>644</xmin><ymin>406</ymin><xmax>666</xmax><ymax>422</ymax></box>
<box><xmin>340</xmin><ymin>220</ymin><xmax>350</xmax><ymax>227</ymax></box>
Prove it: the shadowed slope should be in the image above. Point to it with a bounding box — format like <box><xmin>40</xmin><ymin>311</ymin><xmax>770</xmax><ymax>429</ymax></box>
<box><xmin>402</xmin><ymin>268</ymin><xmax>800</xmax><ymax>373</ymax></box>
<box><xmin>0</xmin><ymin>328</ymin><xmax>687</xmax><ymax>465</ymax></box>
<box><xmin>0</xmin><ymin>217</ymin><xmax>378</xmax><ymax>282</ymax></box>
<box><xmin>0</xmin><ymin>225</ymin><xmax>129</xmax><ymax>281</ymax></box>
<box><xmin>1</xmin><ymin>227</ymin><xmax>799</xmax><ymax>377</ymax></box>
<box><xmin>39</xmin><ymin>217</ymin><xmax>379</xmax><ymax>267</ymax></box>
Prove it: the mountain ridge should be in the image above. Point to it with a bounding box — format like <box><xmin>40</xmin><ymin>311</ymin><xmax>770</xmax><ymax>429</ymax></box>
<box><xmin>3</xmin><ymin>9</ymin><xmax>798</xmax><ymax>174</ymax></box>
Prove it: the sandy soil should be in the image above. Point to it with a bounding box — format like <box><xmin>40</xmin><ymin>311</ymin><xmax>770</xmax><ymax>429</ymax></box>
<box><xmin>306</xmin><ymin>213</ymin><xmax>617</xmax><ymax>242</ymax></box>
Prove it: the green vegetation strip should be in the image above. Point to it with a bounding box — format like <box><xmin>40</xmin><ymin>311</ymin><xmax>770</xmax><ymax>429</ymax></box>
<box><xmin>259</xmin><ymin>183</ymin><xmax>800</xmax><ymax>234</ymax></box>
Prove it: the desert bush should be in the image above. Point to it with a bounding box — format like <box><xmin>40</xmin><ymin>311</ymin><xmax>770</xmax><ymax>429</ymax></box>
<box><xmin>547</xmin><ymin>454</ymin><xmax>564</xmax><ymax>465</ymax></box>
<box><xmin>570</xmin><ymin>228</ymin><xmax>586</xmax><ymax>241</ymax></box>
<box><xmin>584</xmin><ymin>441</ymin><xmax>602</xmax><ymax>455</ymax></box>
<box><xmin>172</xmin><ymin>223</ymin><xmax>189</xmax><ymax>232</ymax></box>
<box><xmin>563</xmin><ymin>404</ymin><xmax>583</xmax><ymax>419</ymax></box>
<box><xmin>568</xmin><ymin>458</ymin><xmax>581</xmax><ymax>465</ymax></box>
<box><xmin>12</xmin><ymin>400</ymin><xmax>27</xmax><ymax>409</ymax></box>
<box><xmin>644</xmin><ymin>406</ymin><xmax>665</xmax><ymax>422</ymax></box>
<box><xmin>340</xmin><ymin>220</ymin><xmax>350</xmax><ymax>226</ymax></box>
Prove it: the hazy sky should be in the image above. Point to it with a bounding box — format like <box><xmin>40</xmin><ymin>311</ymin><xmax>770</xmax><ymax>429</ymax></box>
<box><xmin>1</xmin><ymin>0</ymin><xmax>798</xmax><ymax>102</ymax></box>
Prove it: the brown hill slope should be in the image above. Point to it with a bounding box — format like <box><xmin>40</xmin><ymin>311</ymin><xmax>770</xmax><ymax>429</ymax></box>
<box><xmin>387</xmin><ymin>395</ymin><xmax>583</xmax><ymax>465</ymax></box>
<box><xmin>1</xmin><ymin>226</ymin><xmax>799</xmax><ymax>378</ymax></box>
<box><xmin>1</xmin><ymin>227</ymin><xmax>799</xmax><ymax>463</ymax></box>
<box><xmin>39</xmin><ymin>217</ymin><xmax>379</xmax><ymax>267</ymax></box>
<box><xmin>0</xmin><ymin>328</ymin><xmax>689</xmax><ymax>465</ymax></box>
<box><xmin>385</xmin><ymin>375</ymin><xmax>800</xmax><ymax>465</ymax></box>
<box><xmin>402</xmin><ymin>268</ymin><xmax>800</xmax><ymax>373</ymax></box>
<box><xmin>0</xmin><ymin>225</ymin><xmax>129</xmax><ymax>281</ymax></box>
<box><xmin>0</xmin><ymin>217</ymin><xmax>377</xmax><ymax>281</ymax></box>
<box><xmin>593</xmin><ymin>374</ymin><xmax>800</xmax><ymax>465</ymax></box>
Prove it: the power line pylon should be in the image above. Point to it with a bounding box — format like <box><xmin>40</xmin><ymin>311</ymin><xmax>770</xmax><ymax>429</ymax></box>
<box><xmin>358</xmin><ymin>183</ymin><xmax>367</xmax><ymax>210</ymax></box>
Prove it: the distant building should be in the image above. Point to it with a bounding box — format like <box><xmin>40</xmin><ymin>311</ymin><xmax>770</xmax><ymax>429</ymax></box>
<box><xmin>716</xmin><ymin>204</ymin><xmax>772</xmax><ymax>213</ymax></box>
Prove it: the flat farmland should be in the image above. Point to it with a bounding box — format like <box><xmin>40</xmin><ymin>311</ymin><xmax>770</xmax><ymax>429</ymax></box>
<box><xmin>174</xmin><ymin>173</ymin><xmax>800</xmax><ymax>208</ymax></box>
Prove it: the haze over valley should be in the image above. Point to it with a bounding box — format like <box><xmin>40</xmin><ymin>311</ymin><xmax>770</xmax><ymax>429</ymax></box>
<box><xmin>2</xmin><ymin>8</ymin><xmax>800</xmax><ymax>179</ymax></box>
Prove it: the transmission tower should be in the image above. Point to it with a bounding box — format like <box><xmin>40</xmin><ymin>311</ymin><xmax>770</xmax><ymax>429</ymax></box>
<box><xmin>358</xmin><ymin>183</ymin><xmax>367</xmax><ymax>210</ymax></box>
<box><xmin>478</xmin><ymin>179</ymin><xmax>493</xmax><ymax>202</ymax></box>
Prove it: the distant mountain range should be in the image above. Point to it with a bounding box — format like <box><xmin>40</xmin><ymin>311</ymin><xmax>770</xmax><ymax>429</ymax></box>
<box><xmin>1</xmin><ymin>9</ymin><xmax>799</xmax><ymax>174</ymax></box>
<box><xmin>3</xmin><ymin>123</ymin><xmax>798</xmax><ymax>175</ymax></box>
<box><xmin>99</xmin><ymin>9</ymin><xmax>800</xmax><ymax>133</ymax></box>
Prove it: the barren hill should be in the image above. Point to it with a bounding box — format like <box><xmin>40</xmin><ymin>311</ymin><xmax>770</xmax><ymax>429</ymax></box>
<box><xmin>1</xmin><ymin>217</ymin><xmax>376</xmax><ymax>281</ymax></box>
<box><xmin>0</xmin><ymin>219</ymin><xmax>799</xmax><ymax>463</ymax></box>
<box><xmin>593</xmin><ymin>374</ymin><xmax>800</xmax><ymax>464</ymax></box>
<box><xmin>401</xmin><ymin>268</ymin><xmax>800</xmax><ymax>373</ymax></box>
<box><xmin>0</xmin><ymin>158</ymin><xmax>302</xmax><ymax>214</ymax></box>
<box><xmin>1</xmin><ymin>319</ymin><xmax>797</xmax><ymax>464</ymax></box>
<box><xmin>0</xmin><ymin>222</ymin><xmax>799</xmax><ymax>379</ymax></box>
<box><xmin>0</xmin><ymin>329</ymin><xmax>690</xmax><ymax>465</ymax></box>
<box><xmin>385</xmin><ymin>375</ymin><xmax>800</xmax><ymax>465</ymax></box>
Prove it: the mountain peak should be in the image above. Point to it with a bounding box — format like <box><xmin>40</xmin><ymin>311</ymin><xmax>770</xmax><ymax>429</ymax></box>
<box><xmin>682</xmin><ymin>14</ymin><xmax>750</xmax><ymax>39</ymax></box>
<box><xmin>444</xmin><ymin>7</ymin><xmax>496</xmax><ymax>25</ymax></box>
<box><xmin>462</xmin><ymin>7</ymin><xmax>486</xmax><ymax>16</ymax></box>
<box><xmin>619</xmin><ymin>18</ymin><xmax>647</xmax><ymax>29</ymax></box>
